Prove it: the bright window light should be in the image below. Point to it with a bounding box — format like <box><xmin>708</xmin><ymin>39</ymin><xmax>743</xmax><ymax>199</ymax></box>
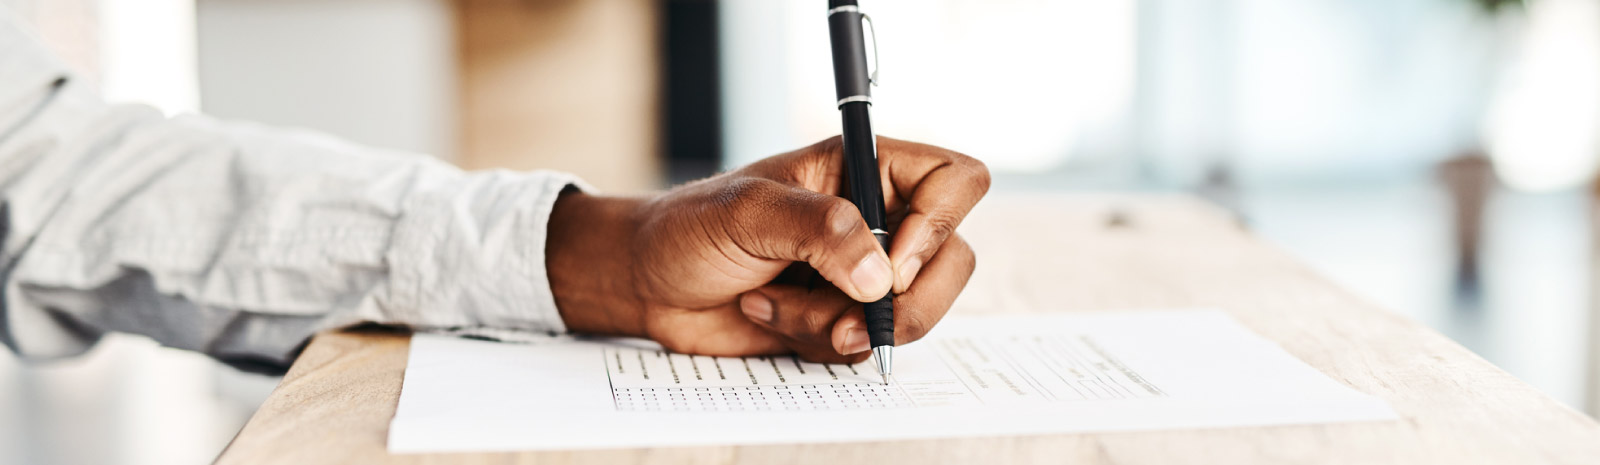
<box><xmin>97</xmin><ymin>0</ymin><xmax>199</xmax><ymax>115</ymax></box>
<box><xmin>1485</xmin><ymin>0</ymin><xmax>1600</xmax><ymax>192</ymax></box>
<box><xmin>721</xmin><ymin>0</ymin><xmax>1136</xmax><ymax>172</ymax></box>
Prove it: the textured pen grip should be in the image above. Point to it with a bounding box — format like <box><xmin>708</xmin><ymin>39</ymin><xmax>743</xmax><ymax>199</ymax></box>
<box><xmin>864</xmin><ymin>297</ymin><xmax>895</xmax><ymax>347</ymax></box>
<box><xmin>865</xmin><ymin>232</ymin><xmax>896</xmax><ymax>347</ymax></box>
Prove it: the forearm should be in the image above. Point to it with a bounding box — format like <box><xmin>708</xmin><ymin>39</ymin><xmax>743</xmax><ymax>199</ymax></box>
<box><xmin>4</xmin><ymin>115</ymin><xmax>585</xmax><ymax>365</ymax></box>
<box><xmin>0</xmin><ymin>8</ymin><xmax>584</xmax><ymax>368</ymax></box>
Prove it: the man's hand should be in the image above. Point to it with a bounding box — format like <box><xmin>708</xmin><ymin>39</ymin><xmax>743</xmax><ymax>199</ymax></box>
<box><xmin>548</xmin><ymin>136</ymin><xmax>989</xmax><ymax>363</ymax></box>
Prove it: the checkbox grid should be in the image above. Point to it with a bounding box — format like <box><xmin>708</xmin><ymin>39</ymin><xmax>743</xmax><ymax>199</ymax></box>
<box><xmin>612</xmin><ymin>383</ymin><xmax>915</xmax><ymax>412</ymax></box>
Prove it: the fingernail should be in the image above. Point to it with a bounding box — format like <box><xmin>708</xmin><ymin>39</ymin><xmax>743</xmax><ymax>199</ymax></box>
<box><xmin>740</xmin><ymin>293</ymin><xmax>775</xmax><ymax>324</ymax></box>
<box><xmin>895</xmin><ymin>257</ymin><xmax>923</xmax><ymax>293</ymax></box>
<box><xmin>840</xmin><ymin>325</ymin><xmax>870</xmax><ymax>354</ymax></box>
<box><xmin>850</xmin><ymin>254</ymin><xmax>894</xmax><ymax>298</ymax></box>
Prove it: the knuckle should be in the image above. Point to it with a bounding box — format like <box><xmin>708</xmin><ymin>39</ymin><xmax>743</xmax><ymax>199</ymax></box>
<box><xmin>959</xmin><ymin>156</ymin><xmax>992</xmax><ymax>195</ymax></box>
<box><xmin>953</xmin><ymin>234</ymin><xmax>977</xmax><ymax>275</ymax></box>
<box><xmin>900</xmin><ymin>312</ymin><xmax>933</xmax><ymax>343</ymax></box>
<box><xmin>800</xmin><ymin>307</ymin><xmax>837</xmax><ymax>339</ymax></box>
<box><xmin>804</xmin><ymin>136</ymin><xmax>846</xmax><ymax>161</ymax></box>
<box><xmin>938</xmin><ymin>147</ymin><xmax>991</xmax><ymax>197</ymax></box>
<box><xmin>818</xmin><ymin>197</ymin><xmax>864</xmax><ymax>244</ymax></box>
<box><xmin>940</xmin><ymin>234</ymin><xmax>979</xmax><ymax>274</ymax></box>
<box><xmin>923</xmin><ymin>210</ymin><xmax>961</xmax><ymax>242</ymax></box>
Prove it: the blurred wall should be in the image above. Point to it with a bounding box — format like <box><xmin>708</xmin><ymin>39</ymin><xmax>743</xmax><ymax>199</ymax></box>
<box><xmin>198</xmin><ymin>0</ymin><xmax>665</xmax><ymax>190</ymax></box>
<box><xmin>197</xmin><ymin>0</ymin><xmax>457</xmax><ymax>159</ymax></box>
<box><xmin>455</xmin><ymin>0</ymin><xmax>661</xmax><ymax>192</ymax></box>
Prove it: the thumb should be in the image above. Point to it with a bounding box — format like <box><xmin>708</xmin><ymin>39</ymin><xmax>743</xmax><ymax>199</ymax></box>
<box><xmin>720</xmin><ymin>178</ymin><xmax>893</xmax><ymax>302</ymax></box>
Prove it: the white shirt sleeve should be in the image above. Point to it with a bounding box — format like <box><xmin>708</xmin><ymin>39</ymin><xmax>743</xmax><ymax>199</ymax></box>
<box><xmin>0</xmin><ymin>7</ymin><xmax>585</xmax><ymax>370</ymax></box>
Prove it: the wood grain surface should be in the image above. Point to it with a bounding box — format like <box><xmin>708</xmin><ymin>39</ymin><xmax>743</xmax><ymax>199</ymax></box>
<box><xmin>216</xmin><ymin>194</ymin><xmax>1600</xmax><ymax>464</ymax></box>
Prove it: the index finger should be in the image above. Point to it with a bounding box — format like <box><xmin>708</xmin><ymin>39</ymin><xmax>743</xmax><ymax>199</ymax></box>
<box><xmin>875</xmin><ymin>137</ymin><xmax>990</xmax><ymax>293</ymax></box>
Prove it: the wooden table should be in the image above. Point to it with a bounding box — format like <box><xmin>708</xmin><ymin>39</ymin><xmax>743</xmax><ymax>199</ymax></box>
<box><xmin>216</xmin><ymin>194</ymin><xmax>1600</xmax><ymax>464</ymax></box>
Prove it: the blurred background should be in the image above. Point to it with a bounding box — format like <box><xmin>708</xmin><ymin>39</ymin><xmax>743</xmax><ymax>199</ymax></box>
<box><xmin>2</xmin><ymin>0</ymin><xmax>1599</xmax><ymax>463</ymax></box>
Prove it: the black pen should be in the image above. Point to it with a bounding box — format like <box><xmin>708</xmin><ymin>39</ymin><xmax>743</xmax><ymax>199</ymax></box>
<box><xmin>826</xmin><ymin>0</ymin><xmax>894</xmax><ymax>384</ymax></box>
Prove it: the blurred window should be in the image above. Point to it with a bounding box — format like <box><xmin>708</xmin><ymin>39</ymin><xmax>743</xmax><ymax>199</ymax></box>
<box><xmin>720</xmin><ymin>0</ymin><xmax>1137</xmax><ymax>172</ymax></box>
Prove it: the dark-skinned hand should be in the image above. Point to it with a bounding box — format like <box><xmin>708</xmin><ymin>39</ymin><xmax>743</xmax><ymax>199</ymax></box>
<box><xmin>548</xmin><ymin>136</ymin><xmax>989</xmax><ymax>363</ymax></box>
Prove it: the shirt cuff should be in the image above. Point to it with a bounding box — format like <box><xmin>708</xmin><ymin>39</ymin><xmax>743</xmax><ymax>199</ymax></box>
<box><xmin>382</xmin><ymin>167</ymin><xmax>595</xmax><ymax>339</ymax></box>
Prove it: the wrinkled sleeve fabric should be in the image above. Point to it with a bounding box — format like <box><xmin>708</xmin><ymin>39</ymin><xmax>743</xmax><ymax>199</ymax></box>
<box><xmin>0</xmin><ymin>8</ymin><xmax>584</xmax><ymax>370</ymax></box>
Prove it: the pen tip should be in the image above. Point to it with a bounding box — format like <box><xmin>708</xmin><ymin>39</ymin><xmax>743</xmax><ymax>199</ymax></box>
<box><xmin>881</xmin><ymin>374</ymin><xmax>890</xmax><ymax>385</ymax></box>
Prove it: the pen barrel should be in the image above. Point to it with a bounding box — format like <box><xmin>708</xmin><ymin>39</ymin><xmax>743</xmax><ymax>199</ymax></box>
<box><xmin>827</xmin><ymin>3</ymin><xmax>871</xmax><ymax>102</ymax></box>
<box><xmin>838</xmin><ymin>103</ymin><xmax>886</xmax><ymax>230</ymax></box>
<box><xmin>831</xmin><ymin>0</ymin><xmax>892</xmax><ymax>350</ymax></box>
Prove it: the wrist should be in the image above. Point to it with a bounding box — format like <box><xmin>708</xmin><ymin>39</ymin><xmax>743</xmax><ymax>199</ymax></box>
<box><xmin>547</xmin><ymin>190</ymin><xmax>648</xmax><ymax>337</ymax></box>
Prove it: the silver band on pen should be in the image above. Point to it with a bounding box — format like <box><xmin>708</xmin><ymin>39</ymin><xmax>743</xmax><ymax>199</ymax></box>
<box><xmin>837</xmin><ymin>95</ymin><xmax>872</xmax><ymax>107</ymax></box>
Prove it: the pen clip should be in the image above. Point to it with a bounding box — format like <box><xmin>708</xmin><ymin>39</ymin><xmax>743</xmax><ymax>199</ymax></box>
<box><xmin>861</xmin><ymin>12</ymin><xmax>880</xmax><ymax>86</ymax></box>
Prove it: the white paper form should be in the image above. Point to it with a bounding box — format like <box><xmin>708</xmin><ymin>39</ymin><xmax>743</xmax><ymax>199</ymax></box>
<box><xmin>388</xmin><ymin>310</ymin><xmax>1397</xmax><ymax>453</ymax></box>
